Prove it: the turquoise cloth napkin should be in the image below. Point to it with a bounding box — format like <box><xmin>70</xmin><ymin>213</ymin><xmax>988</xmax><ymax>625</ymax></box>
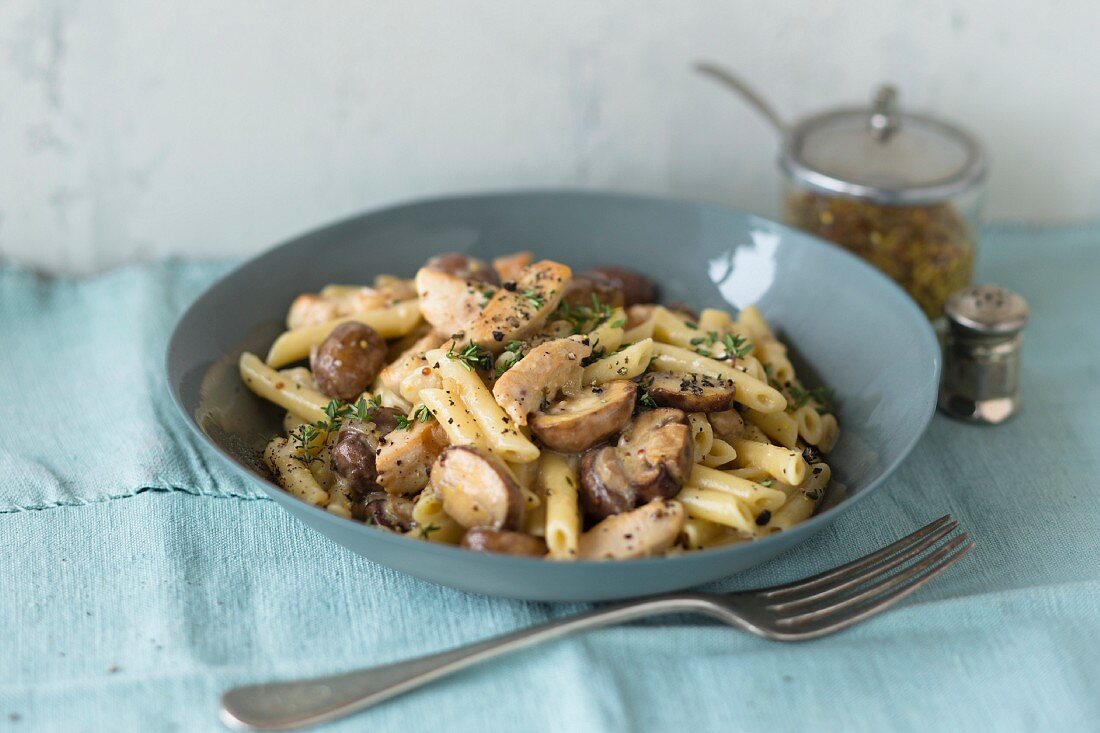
<box><xmin>2</xmin><ymin>226</ymin><xmax>1099</xmax><ymax>732</ymax></box>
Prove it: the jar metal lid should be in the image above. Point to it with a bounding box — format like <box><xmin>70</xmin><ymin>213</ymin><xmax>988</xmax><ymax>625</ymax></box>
<box><xmin>780</xmin><ymin>85</ymin><xmax>986</xmax><ymax>205</ymax></box>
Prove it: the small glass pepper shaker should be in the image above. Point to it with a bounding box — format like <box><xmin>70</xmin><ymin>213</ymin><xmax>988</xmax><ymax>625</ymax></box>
<box><xmin>939</xmin><ymin>285</ymin><xmax>1029</xmax><ymax>423</ymax></box>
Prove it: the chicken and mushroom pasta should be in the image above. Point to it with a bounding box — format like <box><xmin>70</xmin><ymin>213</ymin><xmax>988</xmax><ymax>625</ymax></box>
<box><xmin>238</xmin><ymin>252</ymin><xmax>840</xmax><ymax>559</ymax></box>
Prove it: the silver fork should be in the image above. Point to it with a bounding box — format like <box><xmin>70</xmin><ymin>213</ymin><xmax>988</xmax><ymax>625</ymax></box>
<box><xmin>221</xmin><ymin>516</ymin><xmax>972</xmax><ymax>731</ymax></box>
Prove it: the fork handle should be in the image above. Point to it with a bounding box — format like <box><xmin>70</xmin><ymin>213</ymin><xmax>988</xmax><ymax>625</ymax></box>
<box><xmin>220</xmin><ymin>593</ymin><xmax>718</xmax><ymax>730</ymax></box>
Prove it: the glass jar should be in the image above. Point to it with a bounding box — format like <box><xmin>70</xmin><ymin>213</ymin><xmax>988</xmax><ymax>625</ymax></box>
<box><xmin>779</xmin><ymin>86</ymin><xmax>986</xmax><ymax>319</ymax></box>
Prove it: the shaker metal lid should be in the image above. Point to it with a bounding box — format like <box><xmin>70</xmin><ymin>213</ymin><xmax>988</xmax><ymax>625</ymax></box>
<box><xmin>780</xmin><ymin>85</ymin><xmax>986</xmax><ymax>205</ymax></box>
<box><xmin>945</xmin><ymin>285</ymin><xmax>1029</xmax><ymax>335</ymax></box>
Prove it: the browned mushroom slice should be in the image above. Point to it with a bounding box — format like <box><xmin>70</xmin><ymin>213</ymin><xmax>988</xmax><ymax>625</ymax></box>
<box><xmin>618</xmin><ymin>408</ymin><xmax>694</xmax><ymax>503</ymax></box>
<box><xmin>643</xmin><ymin>371</ymin><xmax>737</xmax><ymax>413</ymax></box>
<box><xmin>460</xmin><ymin>527</ymin><xmax>547</xmax><ymax>556</ymax></box>
<box><xmin>578</xmin><ymin>446</ymin><xmax>637</xmax><ymax>520</ymax></box>
<box><xmin>467</xmin><ymin>260</ymin><xmax>572</xmax><ymax>352</ymax></box>
<box><xmin>375</xmin><ymin>419</ymin><xmax>449</xmax><ymax>495</ymax></box>
<box><xmin>423</xmin><ymin>252</ymin><xmax>499</xmax><ymax>285</ymax></box>
<box><xmin>431</xmin><ymin>446</ymin><xmax>524</xmax><ymax>530</ymax></box>
<box><xmin>491</xmin><ymin>337</ymin><xmax>592</xmax><ymax>425</ymax></box>
<box><xmin>577</xmin><ymin>499</ymin><xmax>685</xmax><ymax>559</ymax></box>
<box><xmin>579</xmin><ymin>266</ymin><xmax>657</xmax><ymax>307</ymax></box>
<box><xmin>310</xmin><ymin>322</ymin><xmax>388</xmax><ymax>400</ymax></box>
<box><xmin>707</xmin><ymin>409</ymin><xmax>745</xmax><ymax>443</ymax></box>
<box><xmin>353</xmin><ymin>492</ymin><xmax>416</xmax><ymax>532</ymax></box>
<box><xmin>530</xmin><ymin>381</ymin><xmax>636</xmax><ymax>452</ymax></box>
<box><xmin>561</xmin><ymin>275</ymin><xmax>625</xmax><ymax>309</ymax></box>
<box><xmin>414</xmin><ymin>267</ymin><xmax>497</xmax><ymax>337</ymax></box>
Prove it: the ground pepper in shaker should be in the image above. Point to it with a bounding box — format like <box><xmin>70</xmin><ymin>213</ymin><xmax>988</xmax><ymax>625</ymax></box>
<box><xmin>939</xmin><ymin>285</ymin><xmax>1029</xmax><ymax>424</ymax></box>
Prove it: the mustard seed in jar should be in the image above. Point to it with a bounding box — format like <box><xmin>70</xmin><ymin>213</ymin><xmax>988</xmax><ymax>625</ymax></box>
<box><xmin>780</xmin><ymin>86</ymin><xmax>985</xmax><ymax>319</ymax></box>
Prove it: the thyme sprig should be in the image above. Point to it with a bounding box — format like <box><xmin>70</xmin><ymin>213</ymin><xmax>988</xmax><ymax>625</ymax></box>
<box><xmin>447</xmin><ymin>341</ymin><xmax>493</xmax><ymax>372</ymax></box>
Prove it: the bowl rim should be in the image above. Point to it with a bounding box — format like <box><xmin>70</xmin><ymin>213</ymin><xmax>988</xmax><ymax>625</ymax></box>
<box><xmin>165</xmin><ymin>188</ymin><xmax>942</xmax><ymax>572</ymax></box>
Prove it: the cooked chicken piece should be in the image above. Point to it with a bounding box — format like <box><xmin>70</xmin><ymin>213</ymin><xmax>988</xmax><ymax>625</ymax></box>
<box><xmin>431</xmin><ymin>446</ymin><xmax>524</xmax><ymax>530</ymax></box>
<box><xmin>468</xmin><ymin>260</ymin><xmax>572</xmax><ymax>352</ymax></box>
<box><xmin>287</xmin><ymin>282</ymin><xmax>415</xmax><ymax>330</ymax></box>
<box><xmin>492</xmin><ymin>337</ymin><xmax>592</xmax><ymax>426</ymax></box>
<box><xmin>492</xmin><ymin>251</ymin><xmax>533</xmax><ymax>283</ymax></box>
<box><xmin>414</xmin><ymin>267</ymin><xmax>498</xmax><ymax>337</ymax></box>
<box><xmin>379</xmin><ymin>331</ymin><xmax>447</xmax><ymax>398</ymax></box>
<box><xmin>577</xmin><ymin>499</ymin><xmax>685</xmax><ymax>559</ymax></box>
<box><xmin>530</xmin><ymin>380</ymin><xmax>636</xmax><ymax>452</ymax></box>
<box><xmin>375</xmin><ymin>419</ymin><xmax>449</xmax><ymax>495</ymax></box>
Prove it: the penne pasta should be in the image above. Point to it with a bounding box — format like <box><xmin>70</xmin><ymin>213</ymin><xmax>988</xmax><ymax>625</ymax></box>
<box><xmin>266</xmin><ymin>299</ymin><xmax>421</xmax><ymax>368</ymax></box>
<box><xmin>239</xmin><ymin>352</ymin><xmax>331</xmax><ymax>424</ymax></box>
<box><xmin>541</xmin><ymin>452</ymin><xmax>581</xmax><ymax>559</ymax></box>
<box><xmin>582</xmin><ymin>338</ymin><xmax>654</xmax><ymax>384</ymax></box>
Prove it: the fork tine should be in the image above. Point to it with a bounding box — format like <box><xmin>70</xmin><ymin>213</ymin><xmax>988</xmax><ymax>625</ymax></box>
<box><xmin>758</xmin><ymin>515</ymin><xmax>954</xmax><ymax>599</ymax></box>
<box><xmin>764</xmin><ymin>520</ymin><xmax>958</xmax><ymax>611</ymax></box>
<box><xmin>775</xmin><ymin>537</ymin><xmax>974</xmax><ymax>640</ymax></box>
<box><xmin>775</xmin><ymin>533</ymin><xmax>973</xmax><ymax>627</ymax></box>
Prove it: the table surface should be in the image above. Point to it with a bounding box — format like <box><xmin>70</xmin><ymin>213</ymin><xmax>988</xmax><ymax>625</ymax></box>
<box><xmin>1</xmin><ymin>224</ymin><xmax>1098</xmax><ymax>733</ymax></box>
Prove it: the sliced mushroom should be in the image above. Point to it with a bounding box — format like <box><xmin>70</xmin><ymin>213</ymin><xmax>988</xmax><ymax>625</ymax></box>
<box><xmin>352</xmin><ymin>492</ymin><xmax>416</xmax><ymax>532</ymax></box>
<box><xmin>375</xmin><ymin>419</ymin><xmax>449</xmax><ymax>495</ymax></box>
<box><xmin>643</xmin><ymin>371</ymin><xmax>737</xmax><ymax>413</ymax></box>
<box><xmin>491</xmin><ymin>337</ymin><xmax>592</xmax><ymax>425</ymax></box>
<box><xmin>414</xmin><ymin>266</ymin><xmax>497</xmax><ymax>337</ymax></box>
<box><xmin>468</xmin><ymin>260</ymin><xmax>572</xmax><ymax>352</ymax></box>
<box><xmin>331</xmin><ymin>423</ymin><xmax>381</xmax><ymax>494</ymax></box>
<box><xmin>617</xmin><ymin>408</ymin><xmax>694</xmax><ymax>504</ymax></box>
<box><xmin>530</xmin><ymin>380</ymin><xmax>636</xmax><ymax>452</ymax></box>
<box><xmin>579</xmin><ymin>266</ymin><xmax>657</xmax><ymax>307</ymax></box>
<box><xmin>460</xmin><ymin>527</ymin><xmax>547</xmax><ymax>556</ymax></box>
<box><xmin>577</xmin><ymin>408</ymin><xmax>693</xmax><ymax>520</ymax></box>
<box><xmin>578</xmin><ymin>446</ymin><xmax>636</xmax><ymax>520</ymax></box>
<box><xmin>310</xmin><ymin>322</ymin><xmax>387</xmax><ymax>400</ymax></box>
<box><xmin>561</xmin><ymin>275</ymin><xmax>625</xmax><ymax>309</ymax></box>
<box><xmin>577</xmin><ymin>499</ymin><xmax>685</xmax><ymax>559</ymax></box>
<box><xmin>430</xmin><ymin>446</ymin><xmax>524</xmax><ymax>530</ymax></box>
<box><xmin>424</xmin><ymin>252</ymin><xmax>499</xmax><ymax>285</ymax></box>
<box><xmin>707</xmin><ymin>409</ymin><xmax>745</xmax><ymax>443</ymax></box>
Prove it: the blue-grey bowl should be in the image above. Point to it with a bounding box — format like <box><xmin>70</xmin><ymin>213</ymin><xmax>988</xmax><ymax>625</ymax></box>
<box><xmin>166</xmin><ymin>190</ymin><xmax>940</xmax><ymax>602</ymax></box>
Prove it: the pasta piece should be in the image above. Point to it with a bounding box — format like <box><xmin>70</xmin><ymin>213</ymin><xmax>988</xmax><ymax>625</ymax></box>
<box><xmin>582</xmin><ymin>338</ymin><xmax>654</xmax><ymax>384</ymax></box>
<box><xmin>621</xmin><ymin>306</ymin><xmax>657</xmax><ymax>344</ymax></box>
<box><xmin>677</xmin><ymin>487</ymin><xmax>756</xmax><ymax>535</ymax></box>
<box><xmin>679</xmin><ymin>516</ymin><xmax>728</xmax><ymax>550</ymax></box>
<box><xmin>687</xmin><ymin>464</ymin><xmax>787</xmax><ymax>512</ymax></box>
<box><xmin>687</xmin><ymin>412</ymin><xmax>714</xmax><ymax>463</ymax></box>
<box><xmin>649</xmin><ymin>343</ymin><xmax>786</xmax><ymax>413</ymax></box>
<box><xmin>651</xmin><ymin>306</ymin><xmax>704</xmax><ymax>348</ymax></box>
<box><xmin>793</xmin><ymin>404</ymin><xmax>825</xmax><ymax>446</ymax></box>
<box><xmin>418</xmin><ymin>387</ymin><xmax>484</xmax><ymax>448</ymax></box>
<box><xmin>541</xmin><ymin>452</ymin><xmax>581</xmax><ymax>560</ymax></box>
<box><xmin>585</xmin><ymin>307</ymin><xmax>627</xmax><ymax>354</ymax></box>
<box><xmin>765</xmin><ymin>463</ymin><xmax>831</xmax><ymax>533</ymax></box>
<box><xmin>265</xmin><ymin>299</ymin><xmax>421</xmax><ymax>368</ymax></box>
<box><xmin>725</xmin><ymin>465</ymin><xmax>771</xmax><ymax>482</ymax></box>
<box><xmin>743</xmin><ymin>407</ymin><xmax>800</xmax><ymax>449</ymax></box>
<box><xmin>239</xmin><ymin>352</ymin><xmax>330</xmax><ymax>424</ymax></box>
<box><xmin>263</xmin><ymin>438</ymin><xmax>329</xmax><ymax>506</ymax></box>
<box><xmin>729</xmin><ymin>438</ymin><xmax>808</xmax><ymax>485</ymax></box>
<box><xmin>735</xmin><ymin>305</ymin><xmax>775</xmax><ymax>344</ymax></box>
<box><xmin>817</xmin><ymin>413</ymin><xmax>840</xmax><ymax>453</ymax></box>
<box><xmin>696</xmin><ymin>308</ymin><xmax>732</xmax><ymax>333</ymax></box>
<box><xmin>701</xmin><ymin>438</ymin><xmax>739</xmax><ymax>468</ymax></box>
<box><xmin>428</xmin><ymin>348</ymin><xmax>540</xmax><ymax>463</ymax></box>
<box><xmin>410</xmin><ymin>489</ymin><xmax>465</xmax><ymax>544</ymax></box>
<box><xmin>756</xmin><ymin>340</ymin><xmax>795</xmax><ymax>384</ymax></box>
